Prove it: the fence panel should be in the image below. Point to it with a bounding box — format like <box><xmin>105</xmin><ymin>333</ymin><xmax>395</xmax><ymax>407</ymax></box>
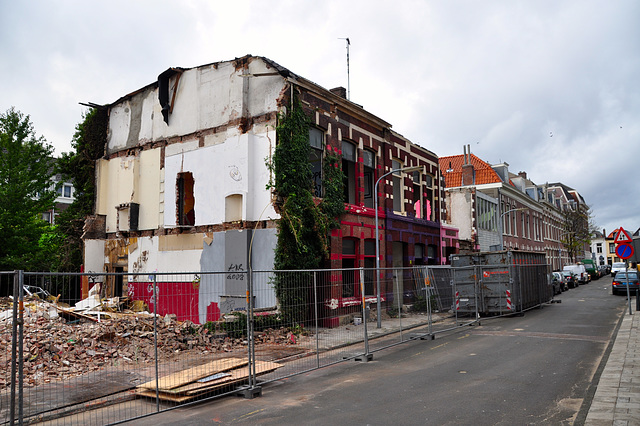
<box><xmin>2</xmin><ymin>266</ymin><xmax>480</xmax><ymax>424</ymax></box>
<box><xmin>252</xmin><ymin>269</ymin><xmax>371</xmax><ymax>385</ymax></box>
<box><xmin>0</xmin><ymin>271</ymin><xmax>17</xmax><ymax>425</ymax></box>
<box><xmin>0</xmin><ymin>271</ymin><xmax>258</xmax><ymax>425</ymax></box>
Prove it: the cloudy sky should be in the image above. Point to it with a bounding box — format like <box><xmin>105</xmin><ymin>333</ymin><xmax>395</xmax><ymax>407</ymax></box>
<box><xmin>1</xmin><ymin>1</ymin><xmax>638</xmax><ymax>235</ymax></box>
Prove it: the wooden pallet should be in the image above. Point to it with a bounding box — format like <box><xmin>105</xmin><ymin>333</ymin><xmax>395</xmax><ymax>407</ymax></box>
<box><xmin>137</xmin><ymin>358</ymin><xmax>280</xmax><ymax>402</ymax></box>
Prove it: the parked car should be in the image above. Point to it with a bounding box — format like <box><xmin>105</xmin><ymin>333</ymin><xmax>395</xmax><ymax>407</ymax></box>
<box><xmin>611</xmin><ymin>262</ymin><xmax>627</xmax><ymax>277</ymax></box>
<box><xmin>612</xmin><ymin>271</ymin><xmax>640</xmax><ymax>295</ymax></box>
<box><xmin>561</xmin><ymin>270</ymin><xmax>578</xmax><ymax>289</ymax></box>
<box><xmin>563</xmin><ymin>264</ymin><xmax>588</xmax><ymax>285</ymax></box>
<box><xmin>598</xmin><ymin>265</ymin><xmax>608</xmax><ymax>278</ymax></box>
<box><xmin>552</xmin><ymin>272</ymin><xmax>568</xmax><ymax>293</ymax></box>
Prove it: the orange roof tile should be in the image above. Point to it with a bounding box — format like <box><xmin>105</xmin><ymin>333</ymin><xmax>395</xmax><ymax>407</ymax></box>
<box><xmin>438</xmin><ymin>154</ymin><xmax>503</xmax><ymax>188</ymax></box>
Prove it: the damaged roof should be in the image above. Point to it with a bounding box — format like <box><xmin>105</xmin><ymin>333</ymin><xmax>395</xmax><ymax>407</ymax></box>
<box><xmin>87</xmin><ymin>55</ymin><xmax>392</xmax><ymax>129</ymax></box>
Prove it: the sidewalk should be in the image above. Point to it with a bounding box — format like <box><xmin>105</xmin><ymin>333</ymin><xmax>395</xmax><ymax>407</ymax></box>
<box><xmin>585</xmin><ymin>308</ymin><xmax>640</xmax><ymax>425</ymax></box>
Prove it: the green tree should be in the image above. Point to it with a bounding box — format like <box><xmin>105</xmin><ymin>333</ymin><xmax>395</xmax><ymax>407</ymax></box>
<box><xmin>56</xmin><ymin>108</ymin><xmax>107</xmax><ymax>271</ymax></box>
<box><xmin>562</xmin><ymin>206</ymin><xmax>596</xmax><ymax>263</ymax></box>
<box><xmin>0</xmin><ymin>107</ymin><xmax>57</xmax><ymax>270</ymax></box>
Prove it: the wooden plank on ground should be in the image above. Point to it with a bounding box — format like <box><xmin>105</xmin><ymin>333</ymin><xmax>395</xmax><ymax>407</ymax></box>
<box><xmin>136</xmin><ymin>361</ymin><xmax>281</xmax><ymax>403</ymax></box>
<box><xmin>138</xmin><ymin>357</ymin><xmax>247</xmax><ymax>390</ymax></box>
<box><xmin>177</xmin><ymin>361</ymin><xmax>281</xmax><ymax>395</ymax></box>
<box><xmin>137</xmin><ymin>389</ymin><xmax>193</xmax><ymax>403</ymax></box>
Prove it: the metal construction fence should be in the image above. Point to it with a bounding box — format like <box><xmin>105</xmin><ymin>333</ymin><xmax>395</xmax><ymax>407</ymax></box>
<box><xmin>1</xmin><ymin>264</ymin><xmax>551</xmax><ymax>425</ymax></box>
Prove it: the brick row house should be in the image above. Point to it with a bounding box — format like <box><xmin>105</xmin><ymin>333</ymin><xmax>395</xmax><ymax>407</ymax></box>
<box><xmin>82</xmin><ymin>55</ymin><xmax>459</xmax><ymax>326</ymax></box>
<box><xmin>439</xmin><ymin>146</ymin><xmax>590</xmax><ymax>271</ymax></box>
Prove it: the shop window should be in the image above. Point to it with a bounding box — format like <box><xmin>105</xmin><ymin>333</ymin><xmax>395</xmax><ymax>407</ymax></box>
<box><xmin>309</xmin><ymin>127</ymin><xmax>323</xmax><ymax>197</ymax></box>
<box><xmin>363</xmin><ymin>150</ymin><xmax>376</xmax><ymax>208</ymax></box>
<box><xmin>342</xmin><ymin>141</ymin><xmax>357</xmax><ymax>204</ymax></box>
<box><xmin>177</xmin><ymin>172</ymin><xmax>195</xmax><ymax>226</ymax></box>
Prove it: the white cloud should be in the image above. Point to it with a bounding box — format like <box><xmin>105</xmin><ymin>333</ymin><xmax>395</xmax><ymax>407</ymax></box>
<box><xmin>1</xmin><ymin>0</ymin><xmax>638</xmax><ymax>233</ymax></box>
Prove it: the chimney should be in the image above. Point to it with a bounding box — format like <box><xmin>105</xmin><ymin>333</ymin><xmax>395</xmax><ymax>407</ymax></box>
<box><xmin>330</xmin><ymin>87</ymin><xmax>347</xmax><ymax>99</ymax></box>
<box><xmin>462</xmin><ymin>145</ymin><xmax>475</xmax><ymax>186</ymax></box>
<box><xmin>518</xmin><ymin>171</ymin><xmax>527</xmax><ymax>179</ymax></box>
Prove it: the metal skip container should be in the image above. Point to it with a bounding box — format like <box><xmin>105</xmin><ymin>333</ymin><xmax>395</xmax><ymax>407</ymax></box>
<box><xmin>450</xmin><ymin>250</ymin><xmax>552</xmax><ymax>315</ymax></box>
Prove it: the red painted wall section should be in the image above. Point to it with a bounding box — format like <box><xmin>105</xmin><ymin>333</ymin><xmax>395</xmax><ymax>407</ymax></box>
<box><xmin>128</xmin><ymin>281</ymin><xmax>221</xmax><ymax>324</ymax></box>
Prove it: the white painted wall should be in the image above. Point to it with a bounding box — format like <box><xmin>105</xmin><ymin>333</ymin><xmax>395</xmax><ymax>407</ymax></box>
<box><xmin>107</xmin><ymin>57</ymin><xmax>284</xmax><ymax>153</ymax></box>
<box><xmin>128</xmin><ymin>235</ymin><xmax>203</xmax><ymax>275</ymax></box>
<box><xmin>163</xmin><ymin>131</ymin><xmax>277</xmax><ymax>227</ymax></box>
<box><xmin>447</xmin><ymin>190</ymin><xmax>474</xmax><ymax>241</ymax></box>
<box><xmin>83</xmin><ymin>239</ymin><xmax>105</xmax><ymax>277</ymax></box>
<box><xmin>95</xmin><ymin>150</ymin><xmax>162</xmax><ymax>233</ymax></box>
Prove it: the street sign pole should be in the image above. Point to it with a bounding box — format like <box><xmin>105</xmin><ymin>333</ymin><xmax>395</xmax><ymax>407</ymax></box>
<box><xmin>625</xmin><ymin>261</ymin><xmax>632</xmax><ymax>315</ymax></box>
<box><xmin>615</xmin><ymin>228</ymin><xmax>634</xmax><ymax>315</ymax></box>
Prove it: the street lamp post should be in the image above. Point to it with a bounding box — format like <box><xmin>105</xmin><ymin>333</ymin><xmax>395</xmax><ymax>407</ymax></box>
<box><xmin>499</xmin><ymin>207</ymin><xmax>527</xmax><ymax>251</ymax></box>
<box><xmin>375</xmin><ymin>165</ymin><xmax>422</xmax><ymax>328</ymax></box>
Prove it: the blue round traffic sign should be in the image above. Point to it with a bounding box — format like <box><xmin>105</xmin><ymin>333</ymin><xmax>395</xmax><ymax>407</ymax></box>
<box><xmin>616</xmin><ymin>243</ymin><xmax>634</xmax><ymax>260</ymax></box>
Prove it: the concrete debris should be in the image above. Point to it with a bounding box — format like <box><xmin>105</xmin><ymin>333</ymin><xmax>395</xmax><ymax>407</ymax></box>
<box><xmin>0</xmin><ymin>296</ymin><xmax>301</xmax><ymax>391</ymax></box>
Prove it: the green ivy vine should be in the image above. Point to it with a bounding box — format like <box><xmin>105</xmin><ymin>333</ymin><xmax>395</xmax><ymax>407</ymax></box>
<box><xmin>267</xmin><ymin>89</ymin><xmax>345</xmax><ymax>322</ymax></box>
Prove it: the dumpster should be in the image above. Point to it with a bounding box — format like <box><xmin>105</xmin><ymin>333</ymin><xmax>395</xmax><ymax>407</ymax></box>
<box><xmin>450</xmin><ymin>250</ymin><xmax>552</xmax><ymax>315</ymax></box>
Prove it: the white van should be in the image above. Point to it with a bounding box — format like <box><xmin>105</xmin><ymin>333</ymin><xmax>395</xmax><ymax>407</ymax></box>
<box><xmin>611</xmin><ymin>262</ymin><xmax>627</xmax><ymax>277</ymax></box>
<box><xmin>563</xmin><ymin>264</ymin><xmax>588</xmax><ymax>285</ymax></box>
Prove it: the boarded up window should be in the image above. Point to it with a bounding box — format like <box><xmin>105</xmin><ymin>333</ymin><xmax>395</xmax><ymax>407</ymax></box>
<box><xmin>225</xmin><ymin>194</ymin><xmax>243</xmax><ymax>222</ymax></box>
<box><xmin>177</xmin><ymin>172</ymin><xmax>195</xmax><ymax>226</ymax></box>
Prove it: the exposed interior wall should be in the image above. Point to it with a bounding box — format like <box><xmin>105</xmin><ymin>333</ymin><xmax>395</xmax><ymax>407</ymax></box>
<box><xmin>106</xmin><ymin>59</ymin><xmax>283</xmax><ymax>156</ymax></box>
<box><xmin>446</xmin><ymin>189</ymin><xmax>475</xmax><ymax>242</ymax></box>
<box><xmin>163</xmin><ymin>132</ymin><xmax>276</xmax><ymax>228</ymax></box>
<box><xmin>83</xmin><ymin>239</ymin><xmax>106</xmax><ymax>278</ymax></box>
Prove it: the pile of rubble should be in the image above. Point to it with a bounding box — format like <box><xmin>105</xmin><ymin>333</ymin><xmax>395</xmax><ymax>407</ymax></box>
<box><xmin>0</xmin><ymin>296</ymin><xmax>301</xmax><ymax>391</ymax></box>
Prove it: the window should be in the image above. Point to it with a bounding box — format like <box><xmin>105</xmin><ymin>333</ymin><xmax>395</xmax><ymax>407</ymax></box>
<box><xmin>609</xmin><ymin>244</ymin><xmax>615</xmax><ymax>254</ymax></box>
<box><xmin>342</xmin><ymin>141</ymin><xmax>357</xmax><ymax>204</ymax></box>
<box><xmin>597</xmin><ymin>243</ymin><xmax>603</xmax><ymax>254</ymax></box>
<box><xmin>414</xmin><ymin>243</ymin><xmax>425</xmax><ymax>265</ymax></box>
<box><xmin>412</xmin><ymin>171</ymin><xmax>422</xmax><ymax>218</ymax></box>
<box><xmin>412</xmin><ymin>171</ymin><xmax>434</xmax><ymax>220</ymax></box>
<box><xmin>57</xmin><ymin>183</ymin><xmax>73</xmax><ymax>198</ymax></box>
<box><xmin>42</xmin><ymin>211</ymin><xmax>52</xmax><ymax>224</ymax></box>
<box><xmin>342</xmin><ymin>238</ymin><xmax>358</xmax><ymax>297</ymax></box>
<box><xmin>392</xmin><ymin>159</ymin><xmax>403</xmax><ymax>212</ymax></box>
<box><xmin>364</xmin><ymin>240</ymin><xmax>376</xmax><ymax>294</ymax></box>
<box><xmin>478</xmin><ymin>198</ymin><xmax>497</xmax><ymax>232</ymax></box>
<box><xmin>309</xmin><ymin>127</ymin><xmax>323</xmax><ymax>197</ymax></box>
<box><xmin>424</xmin><ymin>175</ymin><xmax>434</xmax><ymax>221</ymax></box>
<box><xmin>427</xmin><ymin>245</ymin><xmax>437</xmax><ymax>264</ymax></box>
<box><xmin>177</xmin><ymin>172</ymin><xmax>195</xmax><ymax>226</ymax></box>
<box><xmin>363</xmin><ymin>150</ymin><xmax>375</xmax><ymax>208</ymax></box>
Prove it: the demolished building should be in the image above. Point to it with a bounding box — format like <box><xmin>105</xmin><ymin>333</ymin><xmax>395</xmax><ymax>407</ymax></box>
<box><xmin>82</xmin><ymin>55</ymin><xmax>459</xmax><ymax>326</ymax></box>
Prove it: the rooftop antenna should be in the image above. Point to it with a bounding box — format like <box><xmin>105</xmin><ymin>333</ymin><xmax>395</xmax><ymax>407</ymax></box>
<box><xmin>338</xmin><ymin>37</ymin><xmax>350</xmax><ymax>100</ymax></box>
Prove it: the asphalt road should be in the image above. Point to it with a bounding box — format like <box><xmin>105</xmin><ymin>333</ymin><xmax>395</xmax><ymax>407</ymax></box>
<box><xmin>121</xmin><ymin>275</ymin><xmax>625</xmax><ymax>426</ymax></box>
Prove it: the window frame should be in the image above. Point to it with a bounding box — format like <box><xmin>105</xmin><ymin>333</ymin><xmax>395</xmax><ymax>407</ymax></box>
<box><xmin>342</xmin><ymin>140</ymin><xmax>357</xmax><ymax>205</ymax></box>
<box><xmin>309</xmin><ymin>127</ymin><xmax>324</xmax><ymax>198</ymax></box>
